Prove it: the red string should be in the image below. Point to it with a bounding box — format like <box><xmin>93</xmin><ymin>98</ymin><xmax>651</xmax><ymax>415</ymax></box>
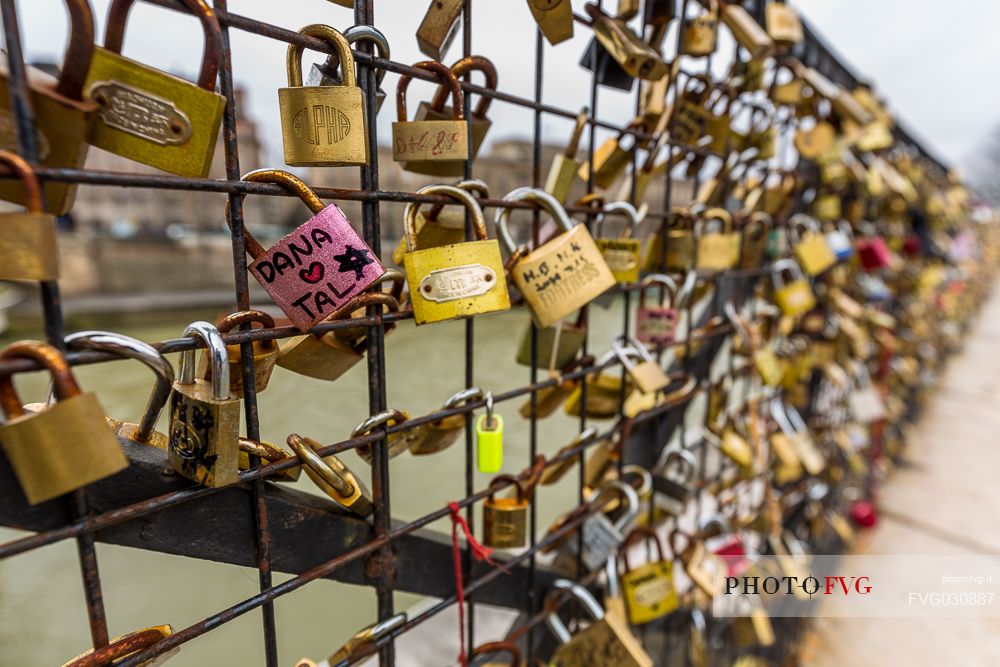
<box><xmin>448</xmin><ymin>501</ymin><xmax>503</xmax><ymax>667</ymax></box>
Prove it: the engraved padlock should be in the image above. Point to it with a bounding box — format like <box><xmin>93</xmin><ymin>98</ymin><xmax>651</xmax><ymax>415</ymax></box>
<box><xmin>595</xmin><ymin>200</ymin><xmax>642</xmax><ymax>284</ymax></box>
<box><xmin>84</xmin><ymin>0</ymin><xmax>226</xmax><ymax>177</ymax></box>
<box><xmin>392</xmin><ymin>61</ymin><xmax>469</xmax><ymax>174</ymax></box>
<box><xmin>198</xmin><ymin>310</ymin><xmax>278</xmax><ymax>398</ymax></box>
<box><xmin>0</xmin><ymin>151</ymin><xmax>59</xmax><ymax>282</ymax></box>
<box><xmin>635</xmin><ymin>274</ymin><xmax>679</xmax><ymax>346</ymax></box>
<box><xmin>307</xmin><ymin>25</ymin><xmax>390</xmax><ymax>113</ymax></box>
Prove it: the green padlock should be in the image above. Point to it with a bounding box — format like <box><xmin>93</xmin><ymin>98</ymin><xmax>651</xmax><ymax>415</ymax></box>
<box><xmin>476</xmin><ymin>391</ymin><xmax>503</xmax><ymax>473</ymax></box>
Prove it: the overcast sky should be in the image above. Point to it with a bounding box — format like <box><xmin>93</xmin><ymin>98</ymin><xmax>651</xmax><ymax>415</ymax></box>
<box><xmin>11</xmin><ymin>0</ymin><xmax>1000</xmax><ymax>175</ymax></box>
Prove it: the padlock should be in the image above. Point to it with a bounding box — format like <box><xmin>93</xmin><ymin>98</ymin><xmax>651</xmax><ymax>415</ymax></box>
<box><xmin>471</xmin><ymin>641</ymin><xmax>522</xmax><ymax>667</ymax></box>
<box><xmin>197</xmin><ymin>310</ymin><xmax>278</xmax><ymax>398</ymax></box>
<box><xmin>321</xmin><ymin>614</ymin><xmax>407</xmax><ymax>666</ymax></box>
<box><xmin>61</xmin><ymin>624</ymin><xmax>178</xmax><ymax>667</ymax></box>
<box><xmin>288</xmin><ymin>433</ymin><xmax>373</xmax><ymax>517</ymax></box>
<box><xmin>595</xmin><ymin>201</ymin><xmax>642</xmax><ymax>284</ymax></box>
<box><xmin>545</xmin><ymin>579</ymin><xmax>653</xmax><ymax>667</ymax></box>
<box><xmin>579</xmin><ymin>32</ymin><xmax>634</xmax><ymax>92</ymax></box>
<box><xmin>415</xmin><ymin>0</ymin><xmax>463</xmax><ymax>59</ymax></box>
<box><xmin>392</xmin><ymin>61</ymin><xmax>469</xmax><ymax>173</ymax></box>
<box><xmin>519</xmin><ymin>355</ymin><xmax>594</xmax><ymax>419</ymax></box>
<box><xmin>527</xmin><ymin>0</ymin><xmax>574</xmax><ymax>45</ymax></box>
<box><xmin>0</xmin><ymin>0</ymin><xmax>96</xmax><ymax>214</ymax></box>
<box><xmin>237</xmin><ymin>437</ymin><xmax>301</xmax><ymax>483</ymax></box>
<box><xmin>409</xmin><ymin>387</ymin><xmax>482</xmax><ymax>455</ymax></box>
<box><xmin>813</xmin><ymin>192</ymin><xmax>842</xmax><ymax>221</ymax></box>
<box><xmin>772</xmin><ymin>259</ymin><xmax>816</xmax><ymax>317</ymax></box>
<box><xmin>584</xmin><ymin>4</ymin><xmax>668</xmax><ymax>81</ymax></box>
<box><xmin>277</xmin><ymin>292</ymin><xmax>399</xmax><ymax>381</ymax></box>
<box><xmin>0</xmin><ymin>341</ymin><xmax>127</xmax><ymax>505</ymax></box>
<box><xmin>552</xmin><ymin>480</ymin><xmax>639</xmax><ymax>573</ymax></box>
<box><xmin>766</xmin><ymin>0</ymin><xmax>803</xmax><ymax>45</ymax></box>
<box><xmin>545</xmin><ymin>107</ymin><xmax>589</xmax><ymax>204</ymax></box>
<box><xmin>695</xmin><ymin>208</ymin><xmax>740</xmax><ymax>271</ymax></box>
<box><xmin>65</xmin><ymin>331</ymin><xmax>173</xmax><ymax>450</ymax></box>
<box><xmin>669</xmin><ymin>529</ymin><xmax>722</xmax><ymax>597</ymax></box>
<box><xmin>613</xmin><ymin>336</ymin><xmax>670</xmax><ymax>394</ymax></box>
<box><xmin>700</xmin><ymin>514</ymin><xmax>751</xmax><ymax>577</ymax></box>
<box><xmin>85</xmin><ymin>0</ymin><xmax>226</xmax><ymax>176</ymax></box>
<box><xmin>659</xmin><ymin>208</ymin><xmax>697</xmax><ymax>272</ymax></box>
<box><xmin>771</xmin><ymin>65</ymin><xmax>804</xmax><ymax>107</ymax></box>
<box><xmin>739</xmin><ymin>211</ymin><xmax>770</xmax><ymax>269</ymax></box>
<box><xmin>653</xmin><ymin>447</ymin><xmax>697</xmax><ymax>516</ymax></box>
<box><xmin>857</xmin><ymin>228</ymin><xmax>894</xmax><ymax>271</ymax></box>
<box><xmin>564</xmin><ymin>353</ymin><xmax>632</xmax><ymax>419</ymax></box>
<box><xmin>402</xmin><ymin>184</ymin><xmax>510</xmax><ymax>325</ymax></box>
<box><xmin>635</xmin><ymin>274</ymin><xmax>679</xmax><ymax>346</ymax></box>
<box><xmin>306</xmin><ymin>25</ymin><xmax>390</xmax><ymax>114</ymax></box>
<box><xmin>540</xmin><ymin>426</ymin><xmax>599</xmax><ymax>485</ymax></box>
<box><xmin>617</xmin><ymin>527</ymin><xmax>679</xmax><ymax>625</ymax></box>
<box><xmin>515</xmin><ymin>311</ymin><xmax>586</xmax><ymax>370</ymax></box>
<box><xmin>579</xmin><ymin>121</ymin><xmax>647</xmax><ymax>189</ymax></box>
<box><xmin>482</xmin><ymin>475</ymin><xmax>529</xmax><ymax>548</ymax></box>
<box><xmin>720</xmin><ymin>0</ymin><xmax>775</xmax><ymax>59</ymax></box>
<box><xmin>0</xmin><ymin>151</ymin><xmax>59</xmax><ymax>281</ymax></box>
<box><xmin>497</xmin><ymin>187</ymin><xmax>615</xmax><ymax>328</ymax></box>
<box><xmin>825</xmin><ymin>219</ymin><xmax>855</xmax><ymax>261</ymax></box>
<box><xmin>731</xmin><ymin>594</ymin><xmax>776</xmax><ymax>647</ymax></box>
<box><xmin>413</xmin><ymin>56</ymin><xmax>496</xmax><ymax>171</ymax></box>
<box><xmin>476</xmin><ymin>391</ymin><xmax>504</xmax><ymax>473</ymax></box>
<box><xmin>233</xmin><ymin>169</ymin><xmax>385</xmax><ymax>331</ymax></box>
<box><xmin>772</xmin><ymin>399</ymin><xmax>824</xmax><ymax>475</ymax></box>
<box><xmin>168</xmin><ymin>322</ymin><xmax>240</xmax><ymax>487</ymax></box>
<box><xmin>790</xmin><ymin>213</ymin><xmax>837</xmax><ymax>276</ymax></box>
<box><xmin>680</xmin><ymin>0</ymin><xmax>719</xmax><ymax>57</ymax></box>
<box><xmin>848</xmin><ymin>362</ymin><xmax>886</xmax><ymax>424</ymax></box>
<box><xmin>352</xmin><ymin>408</ymin><xmax>418</xmax><ymax>465</ymax></box>
<box><xmin>391</xmin><ymin>178</ymin><xmax>489</xmax><ymax>265</ymax></box>
<box><xmin>794</xmin><ymin>120</ymin><xmax>836</xmax><ymax>159</ymax></box>
<box><xmin>278</xmin><ymin>24</ymin><xmax>368</xmax><ymax>167</ymax></box>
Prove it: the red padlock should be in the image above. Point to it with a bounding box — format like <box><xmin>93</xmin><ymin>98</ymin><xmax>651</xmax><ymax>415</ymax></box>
<box><xmin>702</xmin><ymin>515</ymin><xmax>752</xmax><ymax>577</ymax></box>
<box><xmin>856</xmin><ymin>224</ymin><xmax>893</xmax><ymax>271</ymax></box>
<box><xmin>849</xmin><ymin>500</ymin><xmax>877</xmax><ymax>528</ymax></box>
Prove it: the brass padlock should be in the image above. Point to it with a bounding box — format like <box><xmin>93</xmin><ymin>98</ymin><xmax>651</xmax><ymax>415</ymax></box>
<box><xmin>680</xmin><ymin>0</ymin><xmax>719</xmax><ymax>57</ymax></box>
<box><xmin>595</xmin><ymin>200</ymin><xmax>642</xmax><ymax>284</ymax></box>
<box><xmin>85</xmin><ymin>0</ymin><xmax>226</xmax><ymax>176</ymax></box>
<box><xmin>720</xmin><ymin>1</ymin><xmax>775</xmax><ymax>59</ymax></box>
<box><xmin>288</xmin><ymin>433</ymin><xmax>373</xmax><ymax>517</ymax></box>
<box><xmin>738</xmin><ymin>211</ymin><xmax>770</xmax><ymax>269</ymax></box>
<box><xmin>771</xmin><ymin>63</ymin><xmax>804</xmax><ymax>106</ymax></box>
<box><xmin>306</xmin><ymin>25</ymin><xmax>390</xmax><ymax>114</ymax></box>
<box><xmin>402</xmin><ymin>184</ymin><xmax>511</xmax><ymax>325</ymax></box>
<box><xmin>409</xmin><ymin>387</ymin><xmax>482</xmax><ymax>455</ymax></box>
<box><xmin>0</xmin><ymin>340</ymin><xmax>127</xmax><ymax>505</ymax></box>
<box><xmin>415</xmin><ymin>0</ymin><xmax>463</xmax><ymax>60</ymax></box>
<box><xmin>497</xmin><ymin>187</ymin><xmax>616</xmax><ymax>328</ymax></box>
<box><xmin>527</xmin><ymin>0</ymin><xmax>574</xmax><ymax>45</ymax></box>
<box><xmin>544</xmin><ymin>107</ymin><xmax>589</xmax><ymax>204</ymax></box>
<box><xmin>584</xmin><ymin>4</ymin><xmax>668</xmax><ymax>81</ymax></box>
<box><xmin>564</xmin><ymin>356</ymin><xmax>632</xmax><ymax>419</ymax></box>
<box><xmin>167</xmin><ymin>321</ymin><xmax>240</xmax><ymax>487</ymax></box>
<box><xmin>579</xmin><ymin>120</ymin><xmax>647</xmax><ymax>189</ymax></box>
<box><xmin>772</xmin><ymin>259</ymin><xmax>816</xmax><ymax>317</ymax></box>
<box><xmin>617</xmin><ymin>527</ymin><xmax>679</xmax><ymax>625</ymax></box>
<box><xmin>277</xmin><ymin>292</ymin><xmax>399</xmax><ymax>381</ymax></box>
<box><xmin>695</xmin><ymin>208</ymin><xmax>740</xmax><ymax>271</ymax></box>
<box><xmin>482</xmin><ymin>475</ymin><xmax>529</xmax><ymax>548</ymax></box>
<box><xmin>61</xmin><ymin>624</ymin><xmax>178</xmax><ymax>667</ymax></box>
<box><xmin>237</xmin><ymin>437</ymin><xmax>301</xmax><ymax>483</ymax></box>
<box><xmin>545</xmin><ymin>579</ymin><xmax>653</xmax><ymax>667</ymax></box>
<box><xmin>278</xmin><ymin>24</ymin><xmax>368</xmax><ymax>167</ymax></box>
<box><xmin>352</xmin><ymin>408</ymin><xmax>418</xmax><ymax>465</ymax></box>
<box><xmin>471</xmin><ymin>640</ymin><xmax>522</xmax><ymax>667</ymax></box>
<box><xmin>669</xmin><ymin>75</ymin><xmax>717</xmax><ymax>147</ymax></box>
<box><xmin>515</xmin><ymin>310</ymin><xmax>587</xmax><ymax>370</ymax></box>
<box><xmin>65</xmin><ymin>330</ymin><xmax>173</xmax><ymax>450</ymax></box>
<box><xmin>198</xmin><ymin>310</ymin><xmax>278</xmax><ymax>398</ymax></box>
<box><xmin>766</xmin><ymin>0</ymin><xmax>803</xmax><ymax>46</ymax></box>
<box><xmin>414</xmin><ymin>56</ymin><xmax>496</xmax><ymax>171</ymax></box>
<box><xmin>794</xmin><ymin>120</ymin><xmax>836</xmax><ymax>159</ymax></box>
<box><xmin>391</xmin><ymin>178</ymin><xmax>488</xmax><ymax>265</ymax></box>
<box><xmin>392</xmin><ymin>61</ymin><xmax>469</xmax><ymax>174</ymax></box>
<box><xmin>302</xmin><ymin>613</ymin><xmax>406</xmax><ymax>667</ymax></box>
<box><xmin>790</xmin><ymin>213</ymin><xmax>837</xmax><ymax>276</ymax></box>
<box><xmin>613</xmin><ymin>336</ymin><xmax>670</xmax><ymax>394</ymax></box>
<box><xmin>0</xmin><ymin>151</ymin><xmax>59</xmax><ymax>281</ymax></box>
<box><xmin>646</xmin><ymin>207</ymin><xmax>694</xmax><ymax>273</ymax></box>
<box><xmin>0</xmin><ymin>0</ymin><xmax>96</xmax><ymax>214</ymax></box>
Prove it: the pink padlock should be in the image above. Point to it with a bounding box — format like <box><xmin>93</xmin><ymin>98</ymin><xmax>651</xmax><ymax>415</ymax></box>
<box><xmin>234</xmin><ymin>170</ymin><xmax>385</xmax><ymax>331</ymax></box>
<box><xmin>635</xmin><ymin>273</ymin><xmax>679</xmax><ymax>346</ymax></box>
<box><xmin>703</xmin><ymin>515</ymin><xmax>752</xmax><ymax>577</ymax></box>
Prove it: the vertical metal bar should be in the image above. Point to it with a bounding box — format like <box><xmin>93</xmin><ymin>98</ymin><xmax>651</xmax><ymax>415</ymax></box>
<box><xmin>212</xmin><ymin>1</ymin><xmax>278</xmax><ymax>663</ymax></box>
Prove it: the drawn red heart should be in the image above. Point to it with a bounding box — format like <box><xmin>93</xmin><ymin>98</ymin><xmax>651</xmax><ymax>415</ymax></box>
<box><xmin>299</xmin><ymin>262</ymin><xmax>325</xmax><ymax>284</ymax></box>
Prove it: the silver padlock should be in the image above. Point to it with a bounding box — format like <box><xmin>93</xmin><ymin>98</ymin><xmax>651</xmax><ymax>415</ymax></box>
<box><xmin>306</xmin><ymin>25</ymin><xmax>390</xmax><ymax>113</ymax></box>
<box><xmin>554</xmin><ymin>480</ymin><xmax>639</xmax><ymax>573</ymax></box>
<box><xmin>653</xmin><ymin>446</ymin><xmax>697</xmax><ymax>516</ymax></box>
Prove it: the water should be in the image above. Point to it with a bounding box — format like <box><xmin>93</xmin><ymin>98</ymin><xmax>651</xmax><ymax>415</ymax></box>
<box><xmin>0</xmin><ymin>300</ymin><xmax>639</xmax><ymax>666</ymax></box>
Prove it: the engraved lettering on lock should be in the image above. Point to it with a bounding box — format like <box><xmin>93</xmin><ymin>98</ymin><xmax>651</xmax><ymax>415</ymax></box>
<box><xmin>292</xmin><ymin>105</ymin><xmax>352</xmax><ymax>146</ymax></box>
<box><xmin>630</xmin><ymin>572</ymin><xmax>673</xmax><ymax>607</ymax></box>
<box><xmin>417</xmin><ymin>263</ymin><xmax>497</xmax><ymax>303</ymax></box>
<box><xmin>168</xmin><ymin>393</ymin><xmax>217</xmax><ymax>476</ymax></box>
<box><xmin>599</xmin><ymin>246</ymin><xmax>639</xmax><ymax>272</ymax></box>
<box><xmin>89</xmin><ymin>80</ymin><xmax>193</xmax><ymax>146</ymax></box>
<box><xmin>251</xmin><ymin>228</ymin><xmax>335</xmax><ymax>284</ymax></box>
<box><xmin>0</xmin><ymin>110</ymin><xmax>51</xmax><ymax>159</ymax></box>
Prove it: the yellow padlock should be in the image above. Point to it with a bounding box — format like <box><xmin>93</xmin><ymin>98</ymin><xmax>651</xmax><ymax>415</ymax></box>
<box><xmin>772</xmin><ymin>259</ymin><xmax>816</xmax><ymax>317</ymax></box>
<box><xmin>593</xmin><ymin>199</ymin><xmax>642</xmax><ymax>284</ymax></box>
<box><xmin>695</xmin><ymin>208</ymin><xmax>740</xmax><ymax>271</ymax></box>
<box><xmin>790</xmin><ymin>213</ymin><xmax>836</xmax><ymax>276</ymax></box>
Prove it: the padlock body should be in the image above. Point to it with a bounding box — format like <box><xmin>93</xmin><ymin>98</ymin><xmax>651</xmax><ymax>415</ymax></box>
<box><xmin>696</xmin><ymin>232</ymin><xmax>740</xmax><ymax>271</ymax></box>
<box><xmin>591</xmin><ymin>16</ymin><xmax>667</xmax><ymax>81</ymax></box>
<box><xmin>766</xmin><ymin>3</ymin><xmax>803</xmax><ymax>44</ymax></box>
<box><xmin>544</xmin><ymin>153</ymin><xmax>581</xmax><ymax>204</ymax></box>
<box><xmin>826</xmin><ymin>230</ymin><xmax>854</xmax><ymax>261</ymax></box>
<box><xmin>198</xmin><ymin>341</ymin><xmax>278</xmax><ymax>398</ymax></box>
<box><xmin>622</xmin><ymin>560</ymin><xmax>678</xmax><ymax>624</ymax></box>
<box><xmin>858</xmin><ymin>237</ymin><xmax>892</xmax><ymax>270</ymax></box>
<box><xmin>390</xmin><ymin>210</ymin><xmax>465</xmax><ymax>265</ymax></box>
<box><xmin>415</xmin><ymin>0</ymin><xmax>463</xmax><ymax>60</ymax></box>
<box><xmin>515</xmin><ymin>321</ymin><xmax>586</xmax><ymax>369</ymax></box>
<box><xmin>392</xmin><ymin>119</ymin><xmax>469</xmax><ymax>175</ymax></box>
<box><xmin>476</xmin><ymin>414</ymin><xmax>504</xmax><ymax>473</ymax></box>
<box><xmin>627</xmin><ymin>360</ymin><xmax>669</xmax><ymax>394</ymax></box>
<box><xmin>528</xmin><ymin>0</ymin><xmax>574</xmax><ymax>45</ymax></box>
<box><xmin>519</xmin><ymin>380</ymin><xmax>576</xmax><ymax>419</ymax></box>
<box><xmin>414</xmin><ymin>101</ymin><xmax>489</xmax><ymax>162</ymax></box>
<box><xmin>0</xmin><ymin>67</ymin><xmax>93</xmax><ymax>214</ymax></box>
<box><xmin>795</xmin><ymin>232</ymin><xmax>836</xmax><ymax>275</ymax></box>
<box><xmin>482</xmin><ymin>496</ymin><xmax>528</xmax><ymax>548</ymax></box>
<box><xmin>277</xmin><ymin>333</ymin><xmax>364</xmax><ymax>381</ymax></box>
<box><xmin>278</xmin><ymin>84</ymin><xmax>368</xmax><ymax>166</ymax></box>
<box><xmin>0</xmin><ymin>392</ymin><xmax>127</xmax><ymax>505</ymax></box>
<box><xmin>721</xmin><ymin>4</ymin><xmax>774</xmax><ymax>58</ymax></box>
<box><xmin>596</xmin><ymin>237</ymin><xmax>641</xmax><ymax>283</ymax></box>
<box><xmin>550</xmin><ymin>617</ymin><xmax>652</xmax><ymax>667</ymax></box>
<box><xmin>636</xmin><ymin>306</ymin><xmax>677</xmax><ymax>345</ymax></box>
<box><xmin>564</xmin><ymin>374</ymin><xmax>626</xmax><ymax>419</ymax></box>
<box><xmin>665</xmin><ymin>230</ymin><xmax>695</xmax><ymax>272</ymax></box>
<box><xmin>168</xmin><ymin>380</ymin><xmax>240</xmax><ymax>487</ymax></box>
<box><xmin>248</xmin><ymin>204</ymin><xmax>385</xmax><ymax>331</ymax></box>
<box><xmin>578</xmin><ymin>139</ymin><xmax>629</xmax><ymax>189</ymax></box>
<box><xmin>84</xmin><ymin>49</ymin><xmax>225</xmax><ymax>177</ymax></box>
<box><xmin>775</xmin><ymin>279</ymin><xmax>815</xmax><ymax>317</ymax></box>
<box><xmin>403</xmin><ymin>239</ymin><xmax>510</xmax><ymax>325</ymax></box>
<box><xmin>408</xmin><ymin>414</ymin><xmax>464</xmax><ymax>455</ymax></box>
<box><xmin>0</xmin><ymin>212</ymin><xmax>60</xmax><ymax>281</ymax></box>
<box><xmin>511</xmin><ymin>224</ymin><xmax>616</xmax><ymax>328</ymax></box>
<box><xmin>681</xmin><ymin>17</ymin><xmax>718</xmax><ymax>56</ymax></box>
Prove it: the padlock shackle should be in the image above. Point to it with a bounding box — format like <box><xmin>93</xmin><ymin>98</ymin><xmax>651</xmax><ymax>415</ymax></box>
<box><xmin>638</xmin><ymin>273</ymin><xmax>678</xmax><ymax>309</ymax></box>
<box><xmin>216</xmin><ymin>310</ymin><xmax>277</xmax><ymax>350</ymax></box>
<box><xmin>232</xmin><ymin>169</ymin><xmax>326</xmax><ymax>260</ymax></box>
<box><xmin>369</xmin><ymin>268</ymin><xmax>406</xmax><ymax>304</ymax></box>
<box><xmin>595</xmin><ymin>479</ymin><xmax>640</xmax><ymax>532</ymax></box>
<box><xmin>426</xmin><ymin>178</ymin><xmax>489</xmax><ymax>222</ymax></box>
<box><xmin>657</xmin><ymin>445</ymin><xmax>697</xmax><ymax>481</ymax></box>
<box><xmin>287</xmin><ymin>434</ymin><xmax>358</xmax><ymax>501</ymax></box>
<box><xmin>404</xmin><ymin>184</ymin><xmax>488</xmax><ymax>252</ymax></box>
<box><xmin>396</xmin><ymin>60</ymin><xmax>464</xmax><ymax>122</ymax></box>
<box><xmin>620</xmin><ymin>464</ymin><xmax>652</xmax><ymax>499</ymax></box>
<box><xmin>0</xmin><ymin>150</ymin><xmax>43</xmax><ymax>214</ymax></box>
<box><xmin>545</xmin><ymin>579</ymin><xmax>605</xmax><ymax>644</ymax></box>
<box><xmin>741</xmin><ymin>211</ymin><xmax>771</xmax><ymax>242</ymax></box>
<box><xmin>0</xmin><ymin>341</ymin><xmax>82</xmax><ymax>420</ymax></box>
<box><xmin>788</xmin><ymin>213</ymin><xmax>820</xmax><ymax>242</ymax></box>
<box><xmin>488</xmin><ymin>474</ymin><xmax>525</xmax><ymax>502</ymax></box>
<box><xmin>65</xmin><ymin>331</ymin><xmax>174</xmax><ymax>444</ymax></box>
<box><xmin>323</xmin><ymin>25</ymin><xmax>390</xmax><ymax>89</ymax></box>
<box><xmin>601</xmin><ymin>201</ymin><xmax>640</xmax><ymax>239</ymax></box>
<box><xmin>430</xmin><ymin>55</ymin><xmax>496</xmax><ymax>118</ymax></box>
<box><xmin>771</xmin><ymin>258</ymin><xmax>805</xmax><ymax>288</ymax></box>
<box><xmin>351</xmin><ymin>408</ymin><xmax>407</xmax><ymax>438</ymax></box>
<box><xmin>287</xmin><ymin>24</ymin><xmax>355</xmax><ymax>89</ymax></box>
<box><xmin>43</xmin><ymin>0</ymin><xmax>96</xmax><ymax>102</ymax></box>
<box><xmin>693</xmin><ymin>207</ymin><xmax>733</xmax><ymax>237</ymax></box>
<box><xmin>495</xmin><ymin>186</ymin><xmax>574</xmax><ymax>256</ymax></box>
<box><xmin>178</xmin><ymin>321</ymin><xmax>229</xmax><ymax>399</ymax></box>
<box><xmin>442</xmin><ymin>386</ymin><xmax>484</xmax><ymax>410</ymax></box>
<box><xmin>104</xmin><ymin>0</ymin><xmax>221</xmax><ymax>91</ymax></box>
<box><xmin>617</xmin><ymin>525</ymin><xmax>667</xmax><ymax>573</ymax></box>
<box><xmin>613</xmin><ymin>334</ymin><xmax>657</xmax><ymax>367</ymax></box>
<box><xmin>563</xmin><ymin>107</ymin><xmax>589</xmax><ymax>160</ymax></box>
<box><xmin>470</xmin><ymin>641</ymin><xmax>521</xmax><ymax>666</ymax></box>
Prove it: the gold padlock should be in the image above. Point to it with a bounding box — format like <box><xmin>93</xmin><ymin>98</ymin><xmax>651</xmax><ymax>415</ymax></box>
<box><xmin>61</xmin><ymin>624</ymin><xmax>177</xmax><ymax>667</ymax></box>
<box><xmin>585</xmin><ymin>3</ymin><xmax>668</xmax><ymax>81</ymax></box>
<box><xmin>720</xmin><ymin>1</ymin><xmax>774</xmax><ymax>59</ymax></box>
<box><xmin>515</xmin><ymin>311</ymin><xmax>587</xmax><ymax>370</ymax></box>
<box><xmin>402</xmin><ymin>183</ymin><xmax>511</xmax><ymax>325</ymax></box>
<box><xmin>0</xmin><ymin>0</ymin><xmax>96</xmax><ymax>214</ymax></box>
<box><xmin>482</xmin><ymin>475</ymin><xmax>529</xmax><ymax>548</ymax></box>
<box><xmin>527</xmin><ymin>0</ymin><xmax>574</xmax><ymax>45</ymax></box>
<box><xmin>595</xmin><ymin>200</ymin><xmax>642</xmax><ymax>284</ymax></box>
<box><xmin>695</xmin><ymin>208</ymin><xmax>740</xmax><ymax>271</ymax></box>
<box><xmin>198</xmin><ymin>310</ymin><xmax>278</xmax><ymax>398</ymax></box>
<box><xmin>771</xmin><ymin>63</ymin><xmax>804</xmax><ymax>106</ymax></box>
<box><xmin>85</xmin><ymin>0</ymin><xmax>226</xmax><ymax>177</ymax></box>
<box><xmin>794</xmin><ymin>120</ymin><xmax>836</xmax><ymax>159</ymax></box>
<box><xmin>617</xmin><ymin>527</ymin><xmax>679</xmax><ymax>625</ymax></box>
<box><xmin>790</xmin><ymin>213</ymin><xmax>836</xmax><ymax>276</ymax></box>
<box><xmin>167</xmin><ymin>322</ymin><xmax>240</xmax><ymax>487</ymax></box>
<box><xmin>772</xmin><ymin>259</ymin><xmax>816</xmax><ymax>317</ymax></box>
<box><xmin>409</xmin><ymin>387</ymin><xmax>483</xmax><ymax>455</ymax></box>
<box><xmin>288</xmin><ymin>433</ymin><xmax>373</xmax><ymax>518</ymax></box>
<box><xmin>392</xmin><ymin>60</ymin><xmax>469</xmax><ymax>174</ymax></box>
<box><xmin>564</xmin><ymin>353</ymin><xmax>632</xmax><ymax>419</ymax></box>
<box><xmin>0</xmin><ymin>151</ymin><xmax>59</xmax><ymax>282</ymax></box>
<box><xmin>352</xmin><ymin>409</ymin><xmax>418</xmax><ymax>465</ymax></box>
<box><xmin>415</xmin><ymin>0</ymin><xmax>463</xmax><ymax>60</ymax></box>
<box><xmin>0</xmin><ymin>340</ymin><xmax>127</xmax><ymax>505</ymax></box>
<box><xmin>497</xmin><ymin>187</ymin><xmax>616</xmax><ymax>328</ymax></box>
<box><xmin>766</xmin><ymin>0</ymin><xmax>803</xmax><ymax>45</ymax></box>
<box><xmin>391</xmin><ymin>178</ymin><xmax>488</xmax><ymax>265</ymax></box>
<box><xmin>545</xmin><ymin>107</ymin><xmax>589</xmax><ymax>204</ymax></box>
<box><xmin>680</xmin><ymin>0</ymin><xmax>719</xmax><ymax>56</ymax></box>
<box><xmin>278</xmin><ymin>24</ymin><xmax>368</xmax><ymax>167</ymax></box>
<box><xmin>579</xmin><ymin>120</ymin><xmax>649</xmax><ymax>190</ymax></box>
<box><xmin>613</xmin><ymin>336</ymin><xmax>670</xmax><ymax>394</ymax></box>
<box><xmin>739</xmin><ymin>211</ymin><xmax>770</xmax><ymax>269</ymax></box>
